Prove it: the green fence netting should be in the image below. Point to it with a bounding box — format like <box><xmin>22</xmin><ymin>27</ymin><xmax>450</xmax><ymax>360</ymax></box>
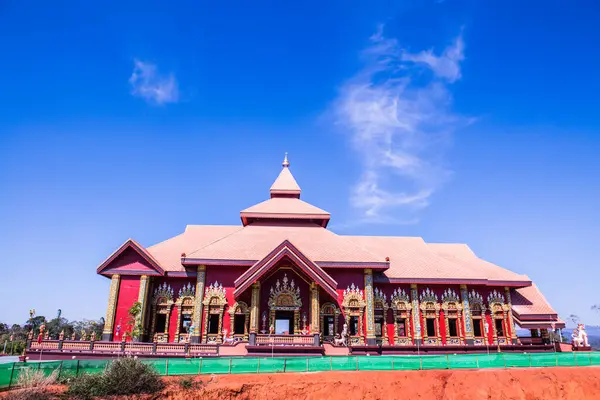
<box><xmin>2</xmin><ymin>352</ymin><xmax>600</xmax><ymax>389</ymax></box>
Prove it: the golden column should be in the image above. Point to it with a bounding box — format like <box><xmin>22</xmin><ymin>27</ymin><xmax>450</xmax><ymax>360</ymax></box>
<box><xmin>249</xmin><ymin>282</ymin><xmax>261</xmax><ymax>345</ymax></box>
<box><xmin>410</xmin><ymin>284</ymin><xmax>422</xmax><ymax>344</ymax></box>
<box><xmin>190</xmin><ymin>265</ymin><xmax>206</xmax><ymax>344</ymax></box>
<box><xmin>310</xmin><ymin>283</ymin><xmax>320</xmax><ymax>334</ymax></box>
<box><xmin>460</xmin><ymin>284</ymin><xmax>474</xmax><ymax>345</ymax></box>
<box><xmin>250</xmin><ymin>282</ymin><xmax>261</xmax><ymax>333</ymax></box>
<box><xmin>504</xmin><ymin>287</ymin><xmax>518</xmax><ymax>344</ymax></box>
<box><xmin>101</xmin><ymin>274</ymin><xmax>121</xmax><ymax>341</ymax></box>
<box><xmin>137</xmin><ymin>275</ymin><xmax>150</xmax><ymax>340</ymax></box>
<box><xmin>364</xmin><ymin>268</ymin><xmax>376</xmax><ymax>345</ymax></box>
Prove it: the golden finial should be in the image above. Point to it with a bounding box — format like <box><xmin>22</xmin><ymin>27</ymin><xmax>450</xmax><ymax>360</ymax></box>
<box><xmin>282</xmin><ymin>152</ymin><xmax>290</xmax><ymax>167</ymax></box>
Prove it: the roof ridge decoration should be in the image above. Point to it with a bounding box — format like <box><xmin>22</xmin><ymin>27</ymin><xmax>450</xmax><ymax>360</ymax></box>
<box><xmin>487</xmin><ymin>290</ymin><xmax>506</xmax><ymax>305</ymax></box>
<box><xmin>177</xmin><ymin>282</ymin><xmax>195</xmax><ymax>298</ymax></box>
<box><xmin>153</xmin><ymin>282</ymin><xmax>174</xmax><ymax>302</ymax></box>
<box><xmin>391</xmin><ymin>288</ymin><xmax>410</xmax><ymax>303</ymax></box>
<box><xmin>441</xmin><ymin>288</ymin><xmax>460</xmax><ymax>303</ymax></box>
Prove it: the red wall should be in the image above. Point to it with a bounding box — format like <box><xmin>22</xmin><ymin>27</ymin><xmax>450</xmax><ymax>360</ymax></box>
<box><xmin>205</xmin><ymin>266</ymin><xmax>248</xmax><ymax>338</ymax></box>
<box><xmin>113</xmin><ymin>276</ymin><xmax>140</xmax><ymax>341</ymax></box>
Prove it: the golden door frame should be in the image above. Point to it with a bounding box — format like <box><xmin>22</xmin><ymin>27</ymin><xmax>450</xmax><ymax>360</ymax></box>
<box><xmin>441</xmin><ymin>288</ymin><xmax>464</xmax><ymax>345</ymax></box>
<box><xmin>202</xmin><ymin>282</ymin><xmax>227</xmax><ymax>343</ymax></box>
<box><xmin>390</xmin><ymin>288</ymin><xmax>412</xmax><ymax>345</ymax></box>
<box><xmin>487</xmin><ymin>290</ymin><xmax>509</xmax><ymax>345</ymax></box>
<box><xmin>150</xmin><ymin>282</ymin><xmax>175</xmax><ymax>343</ymax></box>
<box><xmin>342</xmin><ymin>284</ymin><xmax>366</xmax><ymax>345</ymax></box>
<box><xmin>320</xmin><ymin>302</ymin><xmax>339</xmax><ymax>342</ymax></box>
<box><xmin>228</xmin><ymin>301</ymin><xmax>250</xmax><ymax>341</ymax></box>
<box><xmin>468</xmin><ymin>290</ymin><xmax>487</xmax><ymax>345</ymax></box>
<box><xmin>419</xmin><ymin>288</ymin><xmax>441</xmax><ymax>345</ymax></box>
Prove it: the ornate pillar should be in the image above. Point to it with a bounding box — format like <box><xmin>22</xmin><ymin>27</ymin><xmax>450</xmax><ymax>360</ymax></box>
<box><xmin>137</xmin><ymin>275</ymin><xmax>150</xmax><ymax>341</ymax></box>
<box><xmin>504</xmin><ymin>287</ymin><xmax>518</xmax><ymax>344</ymax></box>
<box><xmin>460</xmin><ymin>284</ymin><xmax>474</xmax><ymax>345</ymax></box>
<box><xmin>190</xmin><ymin>265</ymin><xmax>206</xmax><ymax>344</ymax></box>
<box><xmin>410</xmin><ymin>284</ymin><xmax>422</xmax><ymax>345</ymax></box>
<box><xmin>102</xmin><ymin>274</ymin><xmax>120</xmax><ymax>341</ymax></box>
<box><xmin>364</xmin><ymin>269</ymin><xmax>376</xmax><ymax>345</ymax></box>
<box><xmin>249</xmin><ymin>282</ymin><xmax>261</xmax><ymax>345</ymax></box>
<box><xmin>310</xmin><ymin>283</ymin><xmax>320</xmax><ymax>334</ymax></box>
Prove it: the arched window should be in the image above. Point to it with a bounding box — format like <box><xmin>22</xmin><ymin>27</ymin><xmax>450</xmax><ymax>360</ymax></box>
<box><xmin>419</xmin><ymin>288</ymin><xmax>441</xmax><ymax>345</ymax></box>
<box><xmin>441</xmin><ymin>288</ymin><xmax>463</xmax><ymax>345</ymax></box>
<box><xmin>390</xmin><ymin>288</ymin><xmax>412</xmax><ymax>346</ymax></box>
<box><xmin>468</xmin><ymin>290</ymin><xmax>486</xmax><ymax>345</ymax></box>
<box><xmin>487</xmin><ymin>290</ymin><xmax>509</xmax><ymax>345</ymax></box>
<box><xmin>373</xmin><ymin>288</ymin><xmax>389</xmax><ymax>344</ymax></box>
<box><xmin>174</xmin><ymin>283</ymin><xmax>196</xmax><ymax>343</ymax></box>
<box><xmin>342</xmin><ymin>284</ymin><xmax>366</xmax><ymax>345</ymax></box>
<box><xmin>150</xmin><ymin>282</ymin><xmax>174</xmax><ymax>342</ymax></box>
<box><xmin>320</xmin><ymin>302</ymin><xmax>339</xmax><ymax>341</ymax></box>
<box><xmin>228</xmin><ymin>301</ymin><xmax>250</xmax><ymax>340</ymax></box>
<box><xmin>202</xmin><ymin>282</ymin><xmax>227</xmax><ymax>343</ymax></box>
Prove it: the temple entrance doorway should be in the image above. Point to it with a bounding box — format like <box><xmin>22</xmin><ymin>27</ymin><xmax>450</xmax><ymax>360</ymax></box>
<box><xmin>274</xmin><ymin>310</ymin><xmax>294</xmax><ymax>334</ymax></box>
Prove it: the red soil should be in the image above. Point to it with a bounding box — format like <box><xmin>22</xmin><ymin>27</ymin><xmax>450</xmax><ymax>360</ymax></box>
<box><xmin>3</xmin><ymin>367</ymin><xmax>600</xmax><ymax>399</ymax></box>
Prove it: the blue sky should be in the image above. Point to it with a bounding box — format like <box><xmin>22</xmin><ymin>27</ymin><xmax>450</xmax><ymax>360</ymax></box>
<box><xmin>1</xmin><ymin>0</ymin><xmax>599</xmax><ymax>326</ymax></box>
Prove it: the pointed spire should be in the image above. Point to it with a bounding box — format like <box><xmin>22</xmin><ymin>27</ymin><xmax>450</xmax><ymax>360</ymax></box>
<box><xmin>270</xmin><ymin>153</ymin><xmax>301</xmax><ymax>198</ymax></box>
<box><xmin>282</xmin><ymin>152</ymin><xmax>290</xmax><ymax>168</ymax></box>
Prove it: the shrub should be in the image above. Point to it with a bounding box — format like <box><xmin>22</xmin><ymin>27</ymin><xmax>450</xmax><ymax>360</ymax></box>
<box><xmin>179</xmin><ymin>377</ymin><xmax>194</xmax><ymax>389</ymax></box>
<box><xmin>11</xmin><ymin>368</ymin><xmax>58</xmax><ymax>400</ymax></box>
<box><xmin>67</xmin><ymin>357</ymin><xmax>165</xmax><ymax>398</ymax></box>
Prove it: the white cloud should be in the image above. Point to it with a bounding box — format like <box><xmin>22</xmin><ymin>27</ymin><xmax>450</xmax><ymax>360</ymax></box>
<box><xmin>334</xmin><ymin>25</ymin><xmax>466</xmax><ymax>223</ymax></box>
<box><xmin>129</xmin><ymin>60</ymin><xmax>179</xmax><ymax>105</ymax></box>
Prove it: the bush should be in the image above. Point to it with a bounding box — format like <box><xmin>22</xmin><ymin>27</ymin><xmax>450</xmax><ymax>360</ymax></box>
<box><xmin>67</xmin><ymin>357</ymin><xmax>165</xmax><ymax>398</ymax></box>
<box><xmin>179</xmin><ymin>377</ymin><xmax>194</xmax><ymax>389</ymax></box>
<box><xmin>11</xmin><ymin>368</ymin><xmax>58</xmax><ymax>400</ymax></box>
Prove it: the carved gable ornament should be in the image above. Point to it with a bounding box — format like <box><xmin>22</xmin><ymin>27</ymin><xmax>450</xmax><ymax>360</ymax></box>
<box><xmin>153</xmin><ymin>282</ymin><xmax>174</xmax><ymax>304</ymax></box>
<box><xmin>203</xmin><ymin>281</ymin><xmax>227</xmax><ymax>306</ymax></box>
<box><xmin>342</xmin><ymin>283</ymin><xmax>366</xmax><ymax>308</ymax></box>
<box><xmin>268</xmin><ymin>274</ymin><xmax>302</xmax><ymax>309</ymax></box>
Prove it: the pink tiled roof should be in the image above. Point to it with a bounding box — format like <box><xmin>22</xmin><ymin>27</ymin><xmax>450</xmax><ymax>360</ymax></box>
<box><xmin>427</xmin><ymin>243</ymin><xmax>530</xmax><ymax>284</ymax></box>
<box><xmin>187</xmin><ymin>222</ymin><xmax>382</xmax><ymax>263</ymax></box>
<box><xmin>147</xmin><ymin>225</ymin><xmax>242</xmax><ymax>271</ymax></box>
<box><xmin>240</xmin><ymin>198</ymin><xmax>330</xmax><ymax>218</ymax></box>
<box><xmin>270</xmin><ymin>167</ymin><xmax>301</xmax><ymax>197</ymax></box>
<box><xmin>512</xmin><ymin>283</ymin><xmax>558</xmax><ymax>317</ymax></box>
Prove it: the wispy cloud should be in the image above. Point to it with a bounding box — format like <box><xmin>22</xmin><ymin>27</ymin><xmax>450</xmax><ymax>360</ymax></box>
<box><xmin>129</xmin><ymin>60</ymin><xmax>179</xmax><ymax>105</ymax></box>
<box><xmin>334</xmin><ymin>25</ymin><xmax>467</xmax><ymax>224</ymax></box>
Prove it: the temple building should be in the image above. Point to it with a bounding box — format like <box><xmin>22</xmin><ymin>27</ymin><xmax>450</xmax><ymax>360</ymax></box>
<box><xmin>95</xmin><ymin>155</ymin><xmax>564</xmax><ymax>355</ymax></box>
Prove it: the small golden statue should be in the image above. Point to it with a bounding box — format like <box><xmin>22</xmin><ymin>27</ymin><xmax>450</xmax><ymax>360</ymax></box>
<box><xmin>90</xmin><ymin>331</ymin><xmax>96</xmax><ymax>342</ymax></box>
<box><xmin>59</xmin><ymin>330</ymin><xmax>65</xmax><ymax>341</ymax></box>
<box><xmin>80</xmin><ymin>329</ymin><xmax>87</xmax><ymax>341</ymax></box>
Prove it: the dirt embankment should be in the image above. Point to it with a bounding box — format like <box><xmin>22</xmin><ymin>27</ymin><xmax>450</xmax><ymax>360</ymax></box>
<box><xmin>3</xmin><ymin>367</ymin><xmax>600</xmax><ymax>399</ymax></box>
<box><xmin>160</xmin><ymin>367</ymin><xmax>600</xmax><ymax>400</ymax></box>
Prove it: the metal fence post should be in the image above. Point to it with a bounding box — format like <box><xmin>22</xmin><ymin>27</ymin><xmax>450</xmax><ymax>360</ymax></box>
<box><xmin>330</xmin><ymin>356</ymin><xmax>333</xmax><ymax>371</ymax></box>
<box><xmin>419</xmin><ymin>356</ymin><xmax>423</xmax><ymax>370</ymax></box>
<box><xmin>283</xmin><ymin>358</ymin><xmax>287</xmax><ymax>373</ymax></box>
<box><xmin>76</xmin><ymin>360</ymin><xmax>80</xmax><ymax>377</ymax></box>
<box><xmin>502</xmin><ymin>353</ymin><xmax>506</xmax><ymax>369</ymax></box>
<box><xmin>446</xmin><ymin>354</ymin><xmax>450</xmax><ymax>369</ymax></box>
<box><xmin>257</xmin><ymin>358</ymin><xmax>261</xmax><ymax>373</ymax></box>
<box><xmin>199</xmin><ymin>358</ymin><xmax>203</xmax><ymax>375</ymax></box>
<box><xmin>8</xmin><ymin>363</ymin><xmax>15</xmax><ymax>390</ymax></box>
<box><xmin>355</xmin><ymin>356</ymin><xmax>359</xmax><ymax>371</ymax></box>
<box><xmin>529</xmin><ymin>354</ymin><xmax>532</xmax><ymax>368</ymax></box>
<box><xmin>391</xmin><ymin>357</ymin><xmax>395</xmax><ymax>370</ymax></box>
<box><xmin>475</xmin><ymin>354</ymin><xmax>479</xmax><ymax>369</ymax></box>
<box><xmin>165</xmin><ymin>359</ymin><xmax>169</xmax><ymax>376</ymax></box>
<box><xmin>229</xmin><ymin>358</ymin><xmax>233</xmax><ymax>374</ymax></box>
<box><xmin>58</xmin><ymin>361</ymin><xmax>63</xmax><ymax>381</ymax></box>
